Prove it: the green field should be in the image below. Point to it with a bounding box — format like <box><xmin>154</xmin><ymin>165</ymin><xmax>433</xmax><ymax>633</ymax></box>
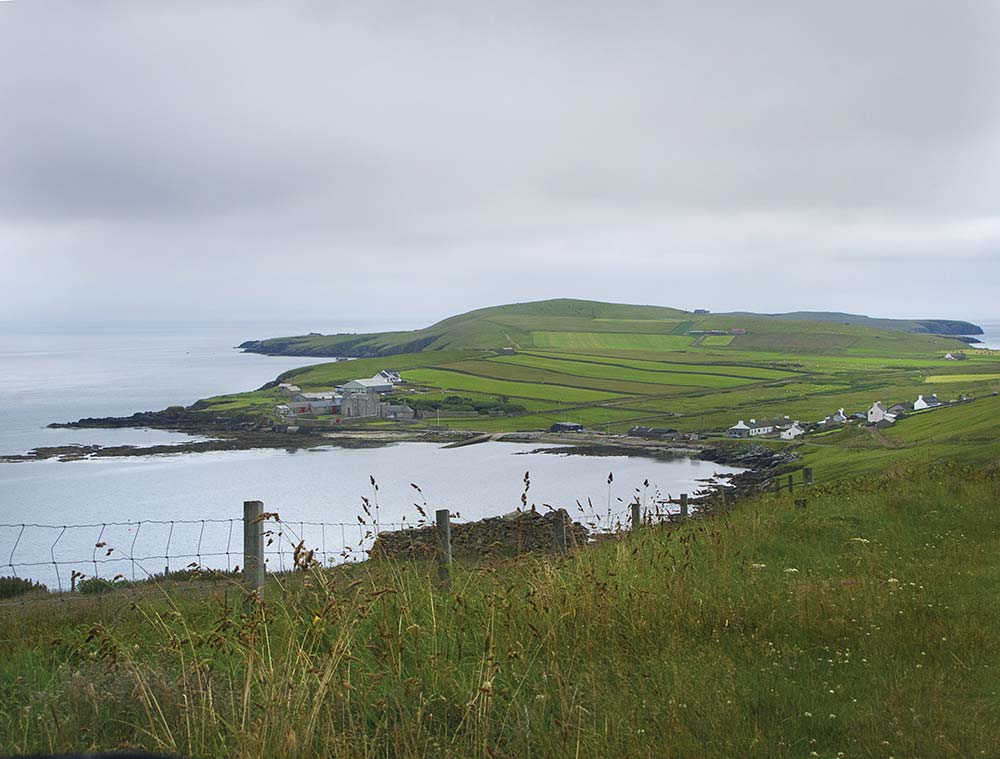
<box><xmin>530</xmin><ymin>331</ymin><xmax>695</xmax><ymax>351</ymax></box>
<box><xmin>699</xmin><ymin>334</ymin><xmax>734</xmax><ymax>346</ymax></box>
<box><xmin>192</xmin><ymin>299</ymin><xmax>1000</xmax><ymax>447</ymax></box>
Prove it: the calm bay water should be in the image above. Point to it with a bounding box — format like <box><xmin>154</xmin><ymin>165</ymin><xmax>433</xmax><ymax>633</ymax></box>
<box><xmin>970</xmin><ymin>321</ymin><xmax>1000</xmax><ymax>350</ymax></box>
<box><xmin>0</xmin><ymin>324</ymin><xmax>742</xmax><ymax>587</ymax></box>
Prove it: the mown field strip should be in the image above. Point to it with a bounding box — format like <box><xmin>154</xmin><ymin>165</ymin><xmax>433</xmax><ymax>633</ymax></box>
<box><xmin>924</xmin><ymin>374</ymin><xmax>1000</xmax><ymax>384</ymax></box>
<box><xmin>530</xmin><ymin>331</ymin><xmax>696</xmax><ymax>351</ymax></box>
<box><xmin>487</xmin><ymin>355</ymin><xmax>755</xmax><ymax>389</ymax></box>
<box><xmin>401</xmin><ymin>368</ymin><xmax>628</xmax><ymax>403</ymax></box>
<box><xmin>523</xmin><ymin>349</ymin><xmax>802</xmax><ymax>379</ymax></box>
<box><xmin>502</xmin><ymin>352</ymin><xmax>792</xmax><ymax>382</ymax></box>
<box><xmin>437</xmin><ymin>360</ymin><xmax>683</xmax><ymax>395</ymax></box>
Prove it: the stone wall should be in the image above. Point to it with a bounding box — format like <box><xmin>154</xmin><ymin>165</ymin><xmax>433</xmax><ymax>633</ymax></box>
<box><xmin>369</xmin><ymin>508</ymin><xmax>588</xmax><ymax>560</ymax></box>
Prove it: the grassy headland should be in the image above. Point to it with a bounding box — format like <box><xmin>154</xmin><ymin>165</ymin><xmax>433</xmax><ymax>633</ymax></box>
<box><xmin>183</xmin><ymin>299</ymin><xmax>1000</xmax><ymax>478</ymax></box>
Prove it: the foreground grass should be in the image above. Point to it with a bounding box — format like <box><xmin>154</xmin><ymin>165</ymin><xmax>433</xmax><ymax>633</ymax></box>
<box><xmin>2</xmin><ymin>464</ymin><xmax>999</xmax><ymax>757</ymax></box>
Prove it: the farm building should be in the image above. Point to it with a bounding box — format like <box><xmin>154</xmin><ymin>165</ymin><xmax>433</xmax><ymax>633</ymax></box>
<box><xmin>340</xmin><ymin>391</ymin><xmax>383</xmax><ymax>418</ymax></box>
<box><xmin>550</xmin><ymin>422</ymin><xmax>584</xmax><ymax>433</ymax></box>
<box><xmin>385</xmin><ymin>404</ymin><xmax>415</xmax><ymax>421</ymax></box>
<box><xmin>888</xmin><ymin>402</ymin><xmax>912</xmax><ymax>416</ymax></box>
<box><xmin>819</xmin><ymin>408</ymin><xmax>849</xmax><ymax>426</ymax></box>
<box><xmin>867</xmin><ymin>402</ymin><xmax>896</xmax><ymax>425</ymax></box>
<box><xmin>627</xmin><ymin>426</ymin><xmax>679</xmax><ymax>440</ymax></box>
<box><xmin>914</xmin><ymin>394</ymin><xmax>942</xmax><ymax>411</ymax></box>
<box><xmin>377</xmin><ymin>369</ymin><xmax>402</xmax><ymax>383</ymax></box>
<box><xmin>342</xmin><ymin>377</ymin><xmax>393</xmax><ymax>394</ymax></box>
<box><xmin>727</xmin><ymin>419</ymin><xmax>774</xmax><ymax>438</ymax></box>
<box><xmin>780</xmin><ymin>422</ymin><xmax>805</xmax><ymax>440</ymax></box>
<box><xmin>278</xmin><ymin>383</ymin><xmax>302</xmax><ymax>398</ymax></box>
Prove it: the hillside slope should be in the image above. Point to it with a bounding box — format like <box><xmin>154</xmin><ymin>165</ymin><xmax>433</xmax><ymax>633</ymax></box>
<box><xmin>239</xmin><ymin>299</ymin><xmax>978</xmax><ymax>358</ymax></box>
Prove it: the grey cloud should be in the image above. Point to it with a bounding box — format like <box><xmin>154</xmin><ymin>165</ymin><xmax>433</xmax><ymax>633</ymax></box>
<box><xmin>0</xmin><ymin>0</ymin><xmax>998</xmax><ymax>323</ymax></box>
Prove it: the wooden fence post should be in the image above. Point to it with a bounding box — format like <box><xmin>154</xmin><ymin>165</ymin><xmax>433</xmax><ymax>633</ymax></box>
<box><xmin>243</xmin><ymin>500</ymin><xmax>265</xmax><ymax>603</ymax></box>
<box><xmin>787</xmin><ymin>474</ymin><xmax>794</xmax><ymax>493</ymax></box>
<box><xmin>804</xmin><ymin>468</ymin><xmax>814</xmax><ymax>487</ymax></box>
<box><xmin>551</xmin><ymin>511</ymin><xmax>568</xmax><ymax>554</ymax></box>
<box><xmin>680</xmin><ymin>493</ymin><xmax>689</xmax><ymax>519</ymax></box>
<box><xmin>435</xmin><ymin>509</ymin><xmax>452</xmax><ymax>590</ymax></box>
<box><xmin>631</xmin><ymin>502</ymin><xmax>641</xmax><ymax>532</ymax></box>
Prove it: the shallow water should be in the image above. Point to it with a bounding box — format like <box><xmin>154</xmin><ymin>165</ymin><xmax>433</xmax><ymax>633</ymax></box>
<box><xmin>0</xmin><ymin>324</ymin><xmax>743</xmax><ymax>588</ymax></box>
<box><xmin>0</xmin><ymin>441</ymin><xmax>743</xmax><ymax>588</ymax></box>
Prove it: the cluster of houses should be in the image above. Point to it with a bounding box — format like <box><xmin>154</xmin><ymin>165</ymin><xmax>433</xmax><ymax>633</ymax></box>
<box><xmin>726</xmin><ymin>392</ymin><xmax>968</xmax><ymax>440</ymax></box>
<box><xmin>276</xmin><ymin>369</ymin><xmax>417</xmax><ymax>422</ymax></box>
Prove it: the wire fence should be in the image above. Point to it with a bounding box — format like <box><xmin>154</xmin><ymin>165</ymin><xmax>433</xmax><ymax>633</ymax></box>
<box><xmin>1</xmin><ymin>467</ymin><xmax>757</xmax><ymax>597</ymax></box>
<box><xmin>0</xmin><ymin>507</ymin><xmax>660</xmax><ymax>593</ymax></box>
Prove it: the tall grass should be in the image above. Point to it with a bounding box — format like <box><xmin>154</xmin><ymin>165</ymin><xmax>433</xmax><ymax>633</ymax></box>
<box><xmin>2</xmin><ymin>462</ymin><xmax>999</xmax><ymax>757</ymax></box>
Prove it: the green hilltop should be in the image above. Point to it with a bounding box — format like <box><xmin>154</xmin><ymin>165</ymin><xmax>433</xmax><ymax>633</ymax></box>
<box><xmin>239</xmin><ymin>298</ymin><xmax>980</xmax><ymax>358</ymax></box>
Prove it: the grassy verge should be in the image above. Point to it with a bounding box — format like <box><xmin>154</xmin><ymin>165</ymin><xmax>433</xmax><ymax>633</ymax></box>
<box><xmin>2</xmin><ymin>463</ymin><xmax>999</xmax><ymax>757</ymax></box>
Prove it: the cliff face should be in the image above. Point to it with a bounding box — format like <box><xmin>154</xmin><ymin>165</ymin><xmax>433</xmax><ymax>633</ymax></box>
<box><xmin>911</xmin><ymin>320</ymin><xmax>983</xmax><ymax>336</ymax></box>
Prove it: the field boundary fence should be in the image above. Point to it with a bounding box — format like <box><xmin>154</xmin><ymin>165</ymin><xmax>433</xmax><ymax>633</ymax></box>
<box><xmin>1</xmin><ymin>467</ymin><xmax>817</xmax><ymax>601</ymax></box>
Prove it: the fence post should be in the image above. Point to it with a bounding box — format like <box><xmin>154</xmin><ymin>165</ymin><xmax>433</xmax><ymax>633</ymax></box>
<box><xmin>680</xmin><ymin>493</ymin><xmax>689</xmax><ymax>519</ymax></box>
<box><xmin>551</xmin><ymin>511</ymin><xmax>568</xmax><ymax>554</ymax></box>
<box><xmin>435</xmin><ymin>508</ymin><xmax>452</xmax><ymax>590</ymax></box>
<box><xmin>630</xmin><ymin>502</ymin><xmax>641</xmax><ymax>532</ymax></box>
<box><xmin>243</xmin><ymin>500</ymin><xmax>265</xmax><ymax>603</ymax></box>
<box><xmin>804</xmin><ymin>468</ymin><xmax>814</xmax><ymax>487</ymax></box>
<box><xmin>787</xmin><ymin>474</ymin><xmax>794</xmax><ymax>493</ymax></box>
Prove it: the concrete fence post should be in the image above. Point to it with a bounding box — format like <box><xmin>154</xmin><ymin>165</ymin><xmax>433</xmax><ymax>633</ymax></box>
<box><xmin>243</xmin><ymin>500</ymin><xmax>265</xmax><ymax>603</ymax></box>
<box><xmin>680</xmin><ymin>493</ymin><xmax>689</xmax><ymax>519</ymax></box>
<box><xmin>631</xmin><ymin>502</ymin><xmax>641</xmax><ymax>532</ymax></box>
<box><xmin>804</xmin><ymin>468</ymin><xmax>814</xmax><ymax>487</ymax></box>
<box><xmin>435</xmin><ymin>508</ymin><xmax>452</xmax><ymax>590</ymax></box>
<box><xmin>551</xmin><ymin>511</ymin><xmax>568</xmax><ymax>554</ymax></box>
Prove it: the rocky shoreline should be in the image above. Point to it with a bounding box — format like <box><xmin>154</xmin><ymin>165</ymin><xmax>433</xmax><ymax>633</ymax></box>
<box><xmin>7</xmin><ymin>406</ymin><xmax>800</xmax><ymax>504</ymax></box>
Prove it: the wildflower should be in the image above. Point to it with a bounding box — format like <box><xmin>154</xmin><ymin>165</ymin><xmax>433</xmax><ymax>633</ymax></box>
<box><xmin>784</xmin><ymin>567</ymin><xmax>799</xmax><ymax>573</ymax></box>
<box><xmin>804</xmin><ymin>712</ymin><xmax>812</xmax><ymax>717</ymax></box>
<box><xmin>888</xmin><ymin>578</ymin><xmax>899</xmax><ymax>584</ymax></box>
<box><xmin>750</xmin><ymin>563</ymin><xmax>767</xmax><ymax>570</ymax></box>
<box><xmin>850</xmin><ymin>537</ymin><xmax>870</xmax><ymax>544</ymax></box>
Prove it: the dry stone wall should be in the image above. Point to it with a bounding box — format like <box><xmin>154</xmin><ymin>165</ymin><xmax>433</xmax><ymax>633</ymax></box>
<box><xmin>369</xmin><ymin>508</ymin><xmax>588</xmax><ymax>560</ymax></box>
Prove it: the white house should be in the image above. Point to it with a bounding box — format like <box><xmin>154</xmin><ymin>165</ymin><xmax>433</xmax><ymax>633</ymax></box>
<box><xmin>819</xmin><ymin>408</ymin><xmax>849</xmax><ymax>426</ymax></box>
<box><xmin>727</xmin><ymin>419</ymin><xmax>774</xmax><ymax>438</ymax></box>
<box><xmin>780</xmin><ymin>421</ymin><xmax>805</xmax><ymax>440</ymax></box>
<box><xmin>377</xmin><ymin>369</ymin><xmax>402</xmax><ymax>384</ymax></box>
<box><xmin>914</xmin><ymin>394</ymin><xmax>942</xmax><ymax>411</ymax></box>
<box><xmin>867</xmin><ymin>402</ymin><xmax>896</xmax><ymax>425</ymax></box>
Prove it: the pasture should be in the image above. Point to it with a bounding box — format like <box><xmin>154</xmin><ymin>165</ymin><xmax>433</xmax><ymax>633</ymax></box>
<box><xmin>198</xmin><ymin>300</ymin><xmax>1000</xmax><ymax>467</ymax></box>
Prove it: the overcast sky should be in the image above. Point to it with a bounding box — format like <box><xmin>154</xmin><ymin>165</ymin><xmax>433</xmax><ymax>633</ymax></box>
<box><xmin>2</xmin><ymin>1</ymin><xmax>998</xmax><ymax>328</ymax></box>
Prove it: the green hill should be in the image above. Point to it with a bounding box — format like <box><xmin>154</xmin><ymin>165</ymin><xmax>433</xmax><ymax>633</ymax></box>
<box><xmin>239</xmin><ymin>299</ymin><xmax>977</xmax><ymax>358</ymax></box>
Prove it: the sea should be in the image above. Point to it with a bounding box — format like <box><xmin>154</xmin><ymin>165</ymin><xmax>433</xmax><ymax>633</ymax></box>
<box><xmin>0</xmin><ymin>323</ymin><xmax>743</xmax><ymax>588</ymax></box>
<box><xmin>969</xmin><ymin>320</ymin><xmax>1000</xmax><ymax>350</ymax></box>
